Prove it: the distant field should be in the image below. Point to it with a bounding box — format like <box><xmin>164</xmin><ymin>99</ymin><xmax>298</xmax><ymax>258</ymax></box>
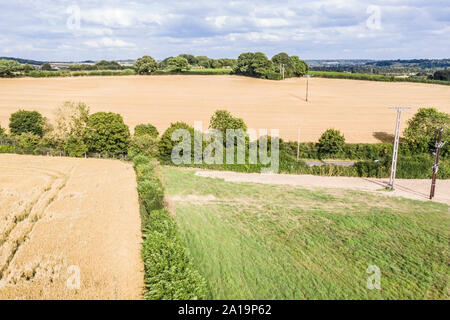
<box><xmin>162</xmin><ymin>167</ymin><xmax>450</xmax><ymax>299</ymax></box>
<box><xmin>0</xmin><ymin>154</ymin><xmax>143</xmax><ymax>300</ymax></box>
<box><xmin>0</xmin><ymin>75</ymin><xmax>449</xmax><ymax>142</ymax></box>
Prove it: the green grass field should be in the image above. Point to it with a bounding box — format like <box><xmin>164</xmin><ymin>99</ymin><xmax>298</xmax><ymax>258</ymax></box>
<box><xmin>161</xmin><ymin>166</ymin><xmax>449</xmax><ymax>300</ymax></box>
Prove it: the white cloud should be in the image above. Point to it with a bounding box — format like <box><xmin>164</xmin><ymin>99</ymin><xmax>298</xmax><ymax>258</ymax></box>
<box><xmin>84</xmin><ymin>37</ymin><xmax>135</xmax><ymax>48</ymax></box>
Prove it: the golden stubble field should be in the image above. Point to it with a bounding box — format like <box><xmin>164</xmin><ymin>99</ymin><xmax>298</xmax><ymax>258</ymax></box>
<box><xmin>0</xmin><ymin>154</ymin><xmax>143</xmax><ymax>300</ymax></box>
<box><xmin>0</xmin><ymin>75</ymin><xmax>449</xmax><ymax>142</ymax></box>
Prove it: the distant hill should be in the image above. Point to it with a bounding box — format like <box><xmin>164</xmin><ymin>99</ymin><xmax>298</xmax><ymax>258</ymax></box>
<box><xmin>0</xmin><ymin>57</ymin><xmax>46</xmax><ymax>65</ymax></box>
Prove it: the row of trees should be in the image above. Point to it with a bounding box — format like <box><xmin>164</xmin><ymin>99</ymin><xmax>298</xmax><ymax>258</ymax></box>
<box><xmin>233</xmin><ymin>52</ymin><xmax>308</xmax><ymax>80</ymax></box>
<box><xmin>0</xmin><ymin>59</ymin><xmax>35</xmax><ymax>77</ymax></box>
<box><xmin>432</xmin><ymin>69</ymin><xmax>450</xmax><ymax>81</ymax></box>
<box><xmin>133</xmin><ymin>52</ymin><xmax>309</xmax><ymax>80</ymax></box>
<box><xmin>68</xmin><ymin>60</ymin><xmax>125</xmax><ymax>71</ymax></box>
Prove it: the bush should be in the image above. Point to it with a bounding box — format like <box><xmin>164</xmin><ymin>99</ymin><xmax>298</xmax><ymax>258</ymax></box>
<box><xmin>233</xmin><ymin>52</ymin><xmax>273</xmax><ymax>79</ymax></box>
<box><xmin>142</xmin><ymin>209</ymin><xmax>208</xmax><ymax>300</ymax></box>
<box><xmin>159</xmin><ymin>122</ymin><xmax>195</xmax><ymax>161</ymax></box>
<box><xmin>15</xmin><ymin>132</ymin><xmax>40</xmax><ymax>154</ymax></box>
<box><xmin>318</xmin><ymin>129</ymin><xmax>346</xmax><ymax>157</ymax></box>
<box><xmin>403</xmin><ymin>108</ymin><xmax>449</xmax><ymax>157</ymax></box>
<box><xmin>134</xmin><ymin>124</ymin><xmax>159</xmax><ymax>138</ymax></box>
<box><xmin>134</xmin><ymin>56</ymin><xmax>158</xmax><ymax>75</ymax></box>
<box><xmin>64</xmin><ymin>135</ymin><xmax>88</xmax><ymax>157</ymax></box>
<box><xmin>129</xmin><ymin>134</ymin><xmax>159</xmax><ymax>159</ymax></box>
<box><xmin>134</xmin><ymin>155</ymin><xmax>208</xmax><ymax>299</ymax></box>
<box><xmin>0</xmin><ymin>125</ymin><xmax>5</xmax><ymax>137</ymax></box>
<box><xmin>9</xmin><ymin>110</ymin><xmax>45</xmax><ymax>137</ymax></box>
<box><xmin>85</xmin><ymin>112</ymin><xmax>131</xmax><ymax>156</ymax></box>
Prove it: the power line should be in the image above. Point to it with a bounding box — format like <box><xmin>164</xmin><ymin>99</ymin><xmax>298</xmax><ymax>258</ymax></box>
<box><xmin>387</xmin><ymin>107</ymin><xmax>411</xmax><ymax>190</ymax></box>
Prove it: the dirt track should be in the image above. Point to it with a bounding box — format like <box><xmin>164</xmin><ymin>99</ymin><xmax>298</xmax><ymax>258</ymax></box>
<box><xmin>0</xmin><ymin>75</ymin><xmax>449</xmax><ymax>143</ymax></box>
<box><xmin>195</xmin><ymin>170</ymin><xmax>450</xmax><ymax>205</ymax></box>
<box><xmin>0</xmin><ymin>154</ymin><xmax>143</xmax><ymax>300</ymax></box>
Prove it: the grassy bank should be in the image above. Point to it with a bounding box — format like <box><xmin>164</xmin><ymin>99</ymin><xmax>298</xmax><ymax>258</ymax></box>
<box><xmin>309</xmin><ymin>71</ymin><xmax>450</xmax><ymax>86</ymax></box>
<box><xmin>162</xmin><ymin>166</ymin><xmax>450</xmax><ymax>300</ymax></box>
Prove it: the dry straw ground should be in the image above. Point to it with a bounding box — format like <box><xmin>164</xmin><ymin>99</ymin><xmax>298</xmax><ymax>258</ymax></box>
<box><xmin>0</xmin><ymin>154</ymin><xmax>143</xmax><ymax>300</ymax></box>
<box><xmin>0</xmin><ymin>75</ymin><xmax>449</xmax><ymax>142</ymax></box>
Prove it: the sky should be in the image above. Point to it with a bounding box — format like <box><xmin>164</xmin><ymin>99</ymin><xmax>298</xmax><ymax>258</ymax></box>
<box><xmin>0</xmin><ymin>0</ymin><xmax>449</xmax><ymax>61</ymax></box>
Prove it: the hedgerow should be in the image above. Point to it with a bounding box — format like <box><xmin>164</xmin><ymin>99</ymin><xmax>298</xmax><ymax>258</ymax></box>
<box><xmin>133</xmin><ymin>156</ymin><xmax>208</xmax><ymax>300</ymax></box>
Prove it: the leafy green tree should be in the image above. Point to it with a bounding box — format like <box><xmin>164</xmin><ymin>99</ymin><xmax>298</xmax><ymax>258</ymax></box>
<box><xmin>134</xmin><ymin>124</ymin><xmax>159</xmax><ymax>138</ymax></box>
<box><xmin>159</xmin><ymin>122</ymin><xmax>194</xmax><ymax>160</ymax></box>
<box><xmin>0</xmin><ymin>124</ymin><xmax>5</xmax><ymax>137</ymax></box>
<box><xmin>318</xmin><ymin>129</ymin><xmax>346</xmax><ymax>157</ymax></box>
<box><xmin>0</xmin><ymin>59</ymin><xmax>22</xmax><ymax>77</ymax></box>
<box><xmin>21</xmin><ymin>64</ymin><xmax>36</xmax><ymax>73</ymax></box>
<box><xmin>9</xmin><ymin>110</ymin><xmax>45</xmax><ymax>137</ymax></box>
<box><xmin>134</xmin><ymin>56</ymin><xmax>158</xmax><ymax>75</ymax></box>
<box><xmin>272</xmin><ymin>52</ymin><xmax>295</xmax><ymax>77</ymax></box>
<box><xmin>433</xmin><ymin>70</ymin><xmax>450</xmax><ymax>81</ymax></box>
<box><xmin>403</xmin><ymin>108</ymin><xmax>449</xmax><ymax>156</ymax></box>
<box><xmin>178</xmin><ymin>54</ymin><xmax>198</xmax><ymax>65</ymax></box>
<box><xmin>15</xmin><ymin>132</ymin><xmax>41</xmax><ymax>154</ymax></box>
<box><xmin>86</xmin><ymin>112</ymin><xmax>131</xmax><ymax>156</ymax></box>
<box><xmin>233</xmin><ymin>52</ymin><xmax>273</xmax><ymax>78</ymax></box>
<box><xmin>290</xmin><ymin>56</ymin><xmax>309</xmax><ymax>76</ymax></box>
<box><xmin>168</xmin><ymin>57</ymin><xmax>190</xmax><ymax>72</ymax></box>
<box><xmin>64</xmin><ymin>135</ymin><xmax>88</xmax><ymax>157</ymax></box>
<box><xmin>209</xmin><ymin>110</ymin><xmax>247</xmax><ymax>133</ymax></box>
<box><xmin>95</xmin><ymin>60</ymin><xmax>122</xmax><ymax>70</ymax></box>
<box><xmin>41</xmin><ymin>63</ymin><xmax>53</xmax><ymax>71</ymax></box>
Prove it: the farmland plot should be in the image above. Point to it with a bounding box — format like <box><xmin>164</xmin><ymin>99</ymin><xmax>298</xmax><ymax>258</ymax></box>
<box><xmin>0</xmin><ymin>154</ymin><xmax>143</xmax><ymax>300</ymax></box>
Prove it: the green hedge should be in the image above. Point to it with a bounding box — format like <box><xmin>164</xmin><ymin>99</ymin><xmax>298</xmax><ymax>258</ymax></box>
<box><xmin>309</xmin><ymin>71</ymin><xmax>450</xmax><ymax>86</ymax></box>
<box><xmin>133</xmin><ymin>156</ymin><xmax>208</xmax><ymax>300</ymax></box>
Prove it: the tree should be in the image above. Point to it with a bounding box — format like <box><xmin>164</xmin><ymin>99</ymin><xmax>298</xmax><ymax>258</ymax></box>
<box><xmin>433</xmin><ymin>70</ymin><xmax>450</xmax><ymax>81</ymax></box>
<box><xmin>134</xmin><ymin>56</ymin><xmax>158</xmax><ymax>75</ymax></box>
<box><xmin>318</xmin><ymin>129</ymin><xmax>346</xmax><ymax>157</ymax></box>
<box><xmin>15</xmin><ymin>133</ymin><xmax>40</xmax><ymax>154</ymax></box>
<box><xmin>272</xmin><ymin>52</ymin><xmax>295</xmax><ymax>77</ymax></box>
<box><xmin>178</xmin><ymin>54</ymin><xmax>198</xmax><ymax>65</ymax></box>
<box><xmin>209</xmin><ymin>110</ymin><xmax>247</xmax><ymax>146</ymax></box>
<box><xmin>0</xmin><ymin>59</ymin><xmax>22</xmax><ymax>77</ymax></box>
<box><xmin>134</xmin><ymin>124</ymin><xmax>159</xmax><ymax>138</ymax></box>
<box><xmin>41</xmin><ymin>63</ymin><xmax>53</xmax><ymax>71</ymax></box>
<box><xmin>209</xmin><ymin>110</ymin><xmax>247</xmax><ymax>133</ymax></box>
<box><xmin>128</xmin><ymin>135</ymin><xmax>159</xmax><ymax>159</ymax></box>
<box><xmin>168</xmin><ymin>57</ymin><xmax>190</xmax><ymax>72</ymax></box>
<box><xmin>86</xmin><ymin>112</ymin><xmax>131</xmax><ymax>156</ymax></box>
<box><xmin>21</xmin><ymin>64</ymin><xmax>36</xmax><ymax>73</ymax></box>
<box><xmin>403</xmin><ymin>108</ymin><xmax>449</xmax><ymax>156</ymax></box>
<box><xmin>290</xmin><ymin>56</ymin><xmax>309</xmax><ymax>76</ymax></box>
<box><xmin>0</xmin><ymin>124</ymin><xmax>6</xmax><ymax>137</ymax></box>
<box><xmin>95</xmin><ymin>60</ymin><xmax>122</xmax><ymax>70</ymax></box>
<box><xmin>233</xmin><ymin>52</ymin><xmax>273</xmax><ymax>78</ymax></box>
<box><xmin>53</xmin><ymin>102</ymin><xmax>90</xmax><ymax>143</ymax></box>
<box><xmin>159</xmin><ymin>122</ymin><xmax>194</xmax><ymax>160</ymax></box>
<box><xmin>64</xmin><ymin>135</ymin><xmax>88</xmax><ymax>157</ymax></box>
<box><xmin>9</xmin><ymin>110</ymin><xmax>45</xmax><ymax>137</ymax></box>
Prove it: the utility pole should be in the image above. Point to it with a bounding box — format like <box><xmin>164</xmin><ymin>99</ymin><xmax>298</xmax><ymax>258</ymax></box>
<box><xmin>305</xmin><ymin>74</ymin><xmax>310</xmax><ymax>102</ymax></box>
<box><xmin>387</xmin><ymin>107</ymin><xmax>411</xmax><ymax>189</ymax></box>
<box><xmin>430</xmin><ymin>126</ymin><xmax>445</xmax><ymax>200</ymax></box>
<box><xmin>280</xmin><ymin>64</ymin><xmax>285</xmax><ymax>80</ymax></box>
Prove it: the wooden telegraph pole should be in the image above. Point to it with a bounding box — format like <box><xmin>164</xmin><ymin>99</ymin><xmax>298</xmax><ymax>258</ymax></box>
<box><xmin>387</xmin><ymin>107</ymin><xmax>411</xmax><ymax>190</ymax></box>
<box><xmin>430</xmin><ymin>126</ymin><xmax>445</xmax><ymax>200</ymax></box>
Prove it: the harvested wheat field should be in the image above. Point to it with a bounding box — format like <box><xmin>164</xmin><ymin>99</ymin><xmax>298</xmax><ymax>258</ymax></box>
<box><xmin>0</xmin><ymin>154</ymin><xmax>143</xmax><ymax>300</ymax></box>
<box><xmin>0</xmin><ymin>75</ymin><xmax>449</xmax><ymax>143</ymax></box>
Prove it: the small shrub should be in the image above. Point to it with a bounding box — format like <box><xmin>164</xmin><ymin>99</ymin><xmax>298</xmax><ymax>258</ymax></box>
<box><xmin>133</xmin><ymin>155</ymin><xmax>151</xmax><ymax>167</ymax></box>
<box><xmin>64</xmin><ymin>135</ymin><xmax>88</xmax><ymax>157</ymax></box>
<box><xmin>137</xmin><ymin>178</ymin><xmax>165</xmax><ymax>213</ymax></box>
